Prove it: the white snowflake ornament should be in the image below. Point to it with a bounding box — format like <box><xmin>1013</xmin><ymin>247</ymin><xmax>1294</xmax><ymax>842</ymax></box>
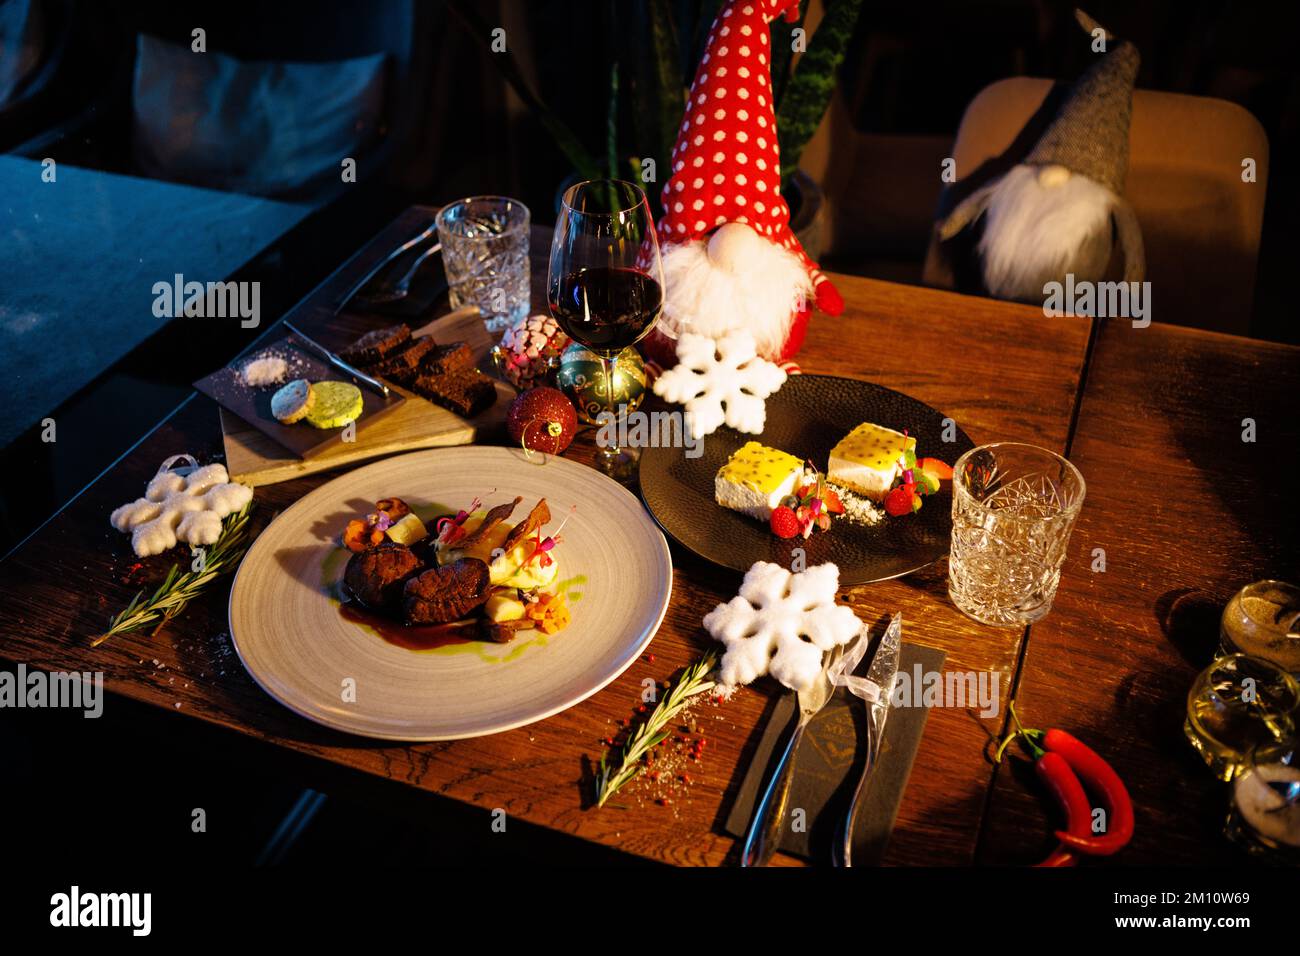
<box><xmin>704</xmin><ymin>561</ymin><xmax>862</xmax><ymax>694</ymax></box>
<box><xmin>652</xmin><ymin>329</ymin><xmax>785</xmax><ymax>439</ymax></box>
<box><xmin>110</xmin><ymin>454</ymin><xmax>253</xmax><ymax>557</ymax></box>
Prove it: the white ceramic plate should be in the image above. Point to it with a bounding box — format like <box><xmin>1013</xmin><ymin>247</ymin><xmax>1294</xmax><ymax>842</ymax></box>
<box><xmin>229</xmin><ymin>446</ymin><xmax>673</xmax><ymax>740</ymax></box>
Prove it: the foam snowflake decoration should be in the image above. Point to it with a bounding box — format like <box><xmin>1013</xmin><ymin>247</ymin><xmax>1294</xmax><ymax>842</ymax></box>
<box><xmin>110</xmin><ymin>454</ymin><xmax>253</xmax><ymax>557</ymax></box>
<box><xmin>703</xmin><ymin>561</ymin><xmax>862</xmax><ymax>694</ymax></box>
<box><xmin>652</xmin><ymin>329</ymin><xmax>786</xmax><ymax>439</ymax></box>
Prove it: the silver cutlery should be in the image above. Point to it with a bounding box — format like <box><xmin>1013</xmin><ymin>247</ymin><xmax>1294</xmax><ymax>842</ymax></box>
<box><xmin>283</xmin><ymin>321</ymin><xmax>391</xmax><ymax>399</ymax></box>
<box><xmin>332</xmin><ymin>223</ymin><xmax>438</xmax><ymax>315</ymax></box>
<box><xmin>362</xmin><ymin>242</ymin><xmax>443</xmax><ymax>305</ymax></box>
<box><xmin>835</xmin><ymin>614</ymin><xmax>902</xmax><ymax>867</ymax></box>
<box><xmin>332</xmin><ymin>210</ymin><xmax>510</xmax><ymax>314</ymax></box>
<box><xmin>740</xmin><ymin>644</ymin><xmax>844</xmax><ymax>867</ymax></box>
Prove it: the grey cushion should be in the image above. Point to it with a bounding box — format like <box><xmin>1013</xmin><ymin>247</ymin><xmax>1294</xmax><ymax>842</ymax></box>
<box><xmin>131</xmin><ymin>33</ymin><xmax>387</xmax><ymax>196</ymax></box>
<box><xmin>0</xmin><ymin>0</ymin><xmax>46</xmax><ymax>107</ymax></box>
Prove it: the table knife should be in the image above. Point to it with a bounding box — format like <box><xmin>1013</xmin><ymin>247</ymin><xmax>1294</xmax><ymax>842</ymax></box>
<box><xmin>740</xmin><ymin>644</ymin><xmax>844</xmax><ymax>867</ymax></box>
<box><xmin>283</xmin><ymin>322</ymin><xmax>391</xmax><ymax>399</ymax></box>
<box><xmin>835</xmin><ymin>613</ymin><xmax>902</xmax><ymax>867</ymax></box>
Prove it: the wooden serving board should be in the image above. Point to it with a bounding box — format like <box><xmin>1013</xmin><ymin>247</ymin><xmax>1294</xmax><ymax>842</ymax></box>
<box><xmin>222</xmin><ymin>307</ymin><xmax>513</xmax><ymax>486</ymax></box>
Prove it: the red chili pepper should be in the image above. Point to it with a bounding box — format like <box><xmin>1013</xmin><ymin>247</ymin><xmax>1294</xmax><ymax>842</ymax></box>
<box><xmin>997</xmin><ymin>704</ymin><xmax>1092</xmax><ymax>867</ymax></box>
<box><xmin>1043</xmin><ymin>729</ymin><xmax>1134</xmax><ymax>856</ymax></box>
<box><xmin>1033</xmin><ymin>752</ymin><xmax>1090</xmax><ymax>867</ymax></box>
<box><xmin>998</xmin><ymin>702</ymin><xmax>1134</xmax><ymax>858</ymax></box>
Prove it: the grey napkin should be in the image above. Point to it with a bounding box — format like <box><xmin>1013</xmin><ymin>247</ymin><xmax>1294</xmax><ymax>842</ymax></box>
<box><xmin>724</xmin><ymin>642</ymin><xmax>945</xmax><ymax>864</ymax></box>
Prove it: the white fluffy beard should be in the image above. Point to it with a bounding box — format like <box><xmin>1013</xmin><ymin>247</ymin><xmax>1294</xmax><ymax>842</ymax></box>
<box><xmin>977</xmin><ymin>164</ymin><xmax>1115</xmax><ymax>302</ymax></box>
<box><xmin>659</xmin><ymin>237</ymin><xmax>812</xmax><ymax>358</ymax></box>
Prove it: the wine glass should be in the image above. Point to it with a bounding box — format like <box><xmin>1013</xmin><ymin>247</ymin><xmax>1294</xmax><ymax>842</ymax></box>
<box><xmin>548</xmin><ymin>179</ymin><xmax>664</xmax><ymax>479</ymax></box>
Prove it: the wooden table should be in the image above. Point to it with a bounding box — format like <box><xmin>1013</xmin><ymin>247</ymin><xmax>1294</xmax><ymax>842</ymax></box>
<box><xmin>978</xmin><ymin>319</ymin><xmax>1300</xmax><ymax>864</ymax></box>
<box><xmin>2</xmin><ymin>206</ymin><xmax>1285</xmax><ymax>866</ymax></box>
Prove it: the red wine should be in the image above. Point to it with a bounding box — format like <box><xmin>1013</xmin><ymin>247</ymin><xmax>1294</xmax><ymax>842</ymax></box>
<box><xmin>549</xmin><ymin>268</ymin><xmax>663</xmax><ymax>352</ymax></box>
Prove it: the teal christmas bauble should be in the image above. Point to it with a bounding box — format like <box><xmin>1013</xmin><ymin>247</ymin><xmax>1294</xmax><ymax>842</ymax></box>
<box><xmin>555</xmin><ymin>344</ymin><xmax>647</xmax><ymax>425</ymax></box>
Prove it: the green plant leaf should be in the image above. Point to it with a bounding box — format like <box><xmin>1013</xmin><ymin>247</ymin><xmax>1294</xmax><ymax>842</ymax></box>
<box><xmin>690</xmin><ymin>0</ymin><xmax>724</xmax><ymax>78</ymax></box>
<box><xmin>443</xmin><ymin>0</ymin><xmax>600</xmax><ymax>181</ymax></box>
<box><xmin>607</xmin><ymin>60</ymin><xmax>621</xmax><ymax>179</ymax></box>
<box><xmin>776</xmin><ymin>0</ymin><xmax>864</xmax><ymax>185</ymax></box>
<box><xmin>769</xmin><ymin>0</ymin><xmax>809</xmax><ymax>108</ymax></box>
<box><xmin>646</xmin><ymin>0</ymin><xmax>686</xmax><ymax>195</ymax></box>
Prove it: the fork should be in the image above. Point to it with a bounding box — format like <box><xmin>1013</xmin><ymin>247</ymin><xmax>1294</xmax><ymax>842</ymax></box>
<box><xmin>740</xmin><ymin>645</ymin><xmax>844</xmax><ymax>867</ymax></box>
<box><xmin>332</xmin><ymin>223</ymin><xmax>438</xmax><ymax>315</ymax></box>
<box><xmin>360</xmin><ymin>243</ymin><xmax>443</xmax><ymax>305</ymax></box>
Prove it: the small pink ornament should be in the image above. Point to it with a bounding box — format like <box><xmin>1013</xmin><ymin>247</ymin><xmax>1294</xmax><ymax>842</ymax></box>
<box><xmin>494</xmin><ymin>314</ymin><xmax>571</xmax><ymax>389</ymax></box>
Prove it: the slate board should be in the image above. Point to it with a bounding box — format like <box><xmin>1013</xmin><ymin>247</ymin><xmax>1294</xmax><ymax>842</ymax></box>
<box><xmin>193</xmin><ymin>335</ymin><xmax>405</xmax><ymax>459</ymax></box>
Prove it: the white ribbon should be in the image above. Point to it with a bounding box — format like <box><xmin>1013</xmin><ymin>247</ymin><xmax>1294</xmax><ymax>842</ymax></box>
<box><xmin>827</xmin><ymin>613</ymin><xmax>902</xmax><ymax>705</ymax></box>
<box><xmin>156</xmin><ymin>453</ymin><xmax>199</xmax><ymax>477</ymax></box>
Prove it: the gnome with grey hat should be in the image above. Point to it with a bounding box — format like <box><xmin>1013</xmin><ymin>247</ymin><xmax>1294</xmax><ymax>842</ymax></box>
<box><xmin>936</xmin><ymin>9</ymin><xmax>1145</xmax><ymax>303</ymax></box>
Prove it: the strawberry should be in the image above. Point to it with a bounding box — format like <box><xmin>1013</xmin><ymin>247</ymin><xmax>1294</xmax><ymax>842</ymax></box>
<box><xmin>884</xmin><ymin>486</ymin><xmax>914</xmax><ymax>517</ymax></box>
<box><xmin>822</xmin><ymin>487</ymin><xmax>845</xmax><ymax>514</ymax></box>
<box><xmin>769</xmin><ymin>505</ymin><xmax>800</xmax><ymax>539</ymax></box>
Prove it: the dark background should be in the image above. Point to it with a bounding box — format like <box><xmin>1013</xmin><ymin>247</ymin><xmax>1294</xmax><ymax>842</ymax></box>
<box><xmin>1</xmin><ymin>0</ymin><xmax>1296</xmax><ymax>865</ymax></box>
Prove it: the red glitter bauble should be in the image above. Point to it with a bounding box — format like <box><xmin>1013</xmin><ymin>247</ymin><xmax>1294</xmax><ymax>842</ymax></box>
<box><xmin>506</xmin><ymin>387</ymin><xmax>578</xmax><ymax>454</ymax></box>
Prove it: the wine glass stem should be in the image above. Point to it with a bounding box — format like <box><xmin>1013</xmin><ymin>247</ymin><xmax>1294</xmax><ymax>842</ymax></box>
<box><xmin>600</xmin><ymin>353</ymin><xmax>619</xmax><ymax>459</ymax></box>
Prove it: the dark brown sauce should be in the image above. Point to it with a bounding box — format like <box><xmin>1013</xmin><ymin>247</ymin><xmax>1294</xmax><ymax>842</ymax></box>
<box><xmin>338</xmin><ymin>601</ymin><xmax>478</xmax><ymax>651</ymax></box>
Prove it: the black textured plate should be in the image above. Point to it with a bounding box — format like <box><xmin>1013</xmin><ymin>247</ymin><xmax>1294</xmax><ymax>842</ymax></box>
<box><xmin>639</xmin><ymin>374</ymin><xmax>974</xmax><ymax>585</ymax></box>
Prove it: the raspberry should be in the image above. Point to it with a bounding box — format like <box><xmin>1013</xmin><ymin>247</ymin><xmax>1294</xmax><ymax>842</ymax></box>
<box><xmin>769</xmin><ymin>505</ymin><xmax>800</xmax><ymax>539</ymax></box>
<box><xmin>884</xmin><ymin>485</ymin><xmax>914</xmax><ymax>517</ymax></box>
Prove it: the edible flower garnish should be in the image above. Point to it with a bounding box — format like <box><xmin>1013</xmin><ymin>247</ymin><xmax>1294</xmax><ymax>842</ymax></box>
<box><xmin>525</xmin><ymin>505</ymin><xmax>574</xmax><ymax>567</ymax></box>
<box><xmin>435</xmin><ymin>496</ymin><xmax>482</xmax><ymax>547</ymax></box>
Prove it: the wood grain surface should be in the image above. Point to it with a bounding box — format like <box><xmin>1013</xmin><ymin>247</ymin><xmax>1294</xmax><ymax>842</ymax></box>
<box><xmin>0</xmin><ymin>207</ymin><xmax>1093</xmax><ymax>866</ymax></box>
<box><xmin>978</xmin><ymin>320</ymin><xmax>1300</xmax><ymax>865</ymax></box>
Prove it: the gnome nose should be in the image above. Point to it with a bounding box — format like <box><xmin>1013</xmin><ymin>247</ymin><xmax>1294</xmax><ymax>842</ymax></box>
<box><xmin>707</xmin><ymin>222</ymin><xmax>766</xmax><ymax>272</ymax></box>
<box><xmin>1037</xmin><ymin>164</ymin><xmax>1073</xmax><ymax>188</ymax></box>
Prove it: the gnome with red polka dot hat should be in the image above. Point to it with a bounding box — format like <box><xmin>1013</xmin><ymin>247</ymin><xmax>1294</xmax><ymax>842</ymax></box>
<box><xmin>643</xmin><ymin>0</ymin><xmax>843</xmax><ymax>370</ymax></box>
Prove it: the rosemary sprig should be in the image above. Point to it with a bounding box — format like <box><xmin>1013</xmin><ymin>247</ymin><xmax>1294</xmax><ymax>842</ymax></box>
<box><xmin>92</xmin><ymin>504</ymin><xmax>253</xmax><ymax>646</ymax></box>
<box><xmin>594</xmin><ymin>652</ymin><xmax>718</xmax><ymax>808</ymax></box>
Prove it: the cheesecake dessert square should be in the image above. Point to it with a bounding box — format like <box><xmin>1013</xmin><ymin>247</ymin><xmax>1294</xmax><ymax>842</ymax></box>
<box><xmin>827</xmin><ymin>422</ymin><xmax>916</xmax><ymax>501</ymax></box>
<box><xmin>715</xmin><ymin>441</ymin><xmax>805</xmax><ymax>519</ymax></box>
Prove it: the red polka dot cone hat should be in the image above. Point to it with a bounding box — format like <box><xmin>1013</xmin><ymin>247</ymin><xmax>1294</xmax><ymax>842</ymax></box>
<box><xmin>648</xmin><ymin>0</ymin><xmax>843</xmax><ymax>368</ymax></box>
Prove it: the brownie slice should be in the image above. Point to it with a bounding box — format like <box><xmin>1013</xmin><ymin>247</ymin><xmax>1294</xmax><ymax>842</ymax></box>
<box><xmin>409</xmin><ymin>367</ymin><xmax>497</xmax><ymax>417</ymax></box>
<box><xmin>370</xmin><ymin>335</ymin><xmax>438</xmax><ymax>384</ymax></box>
<box><xmin>418</xmin><ymin>341</ymin><xmax>475</xmax><ymax>376</ymax></box>
<box><xmin>339</xmin><ymin>324</ymin><xmax>410</xmax><ymax>366</ymax></box>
